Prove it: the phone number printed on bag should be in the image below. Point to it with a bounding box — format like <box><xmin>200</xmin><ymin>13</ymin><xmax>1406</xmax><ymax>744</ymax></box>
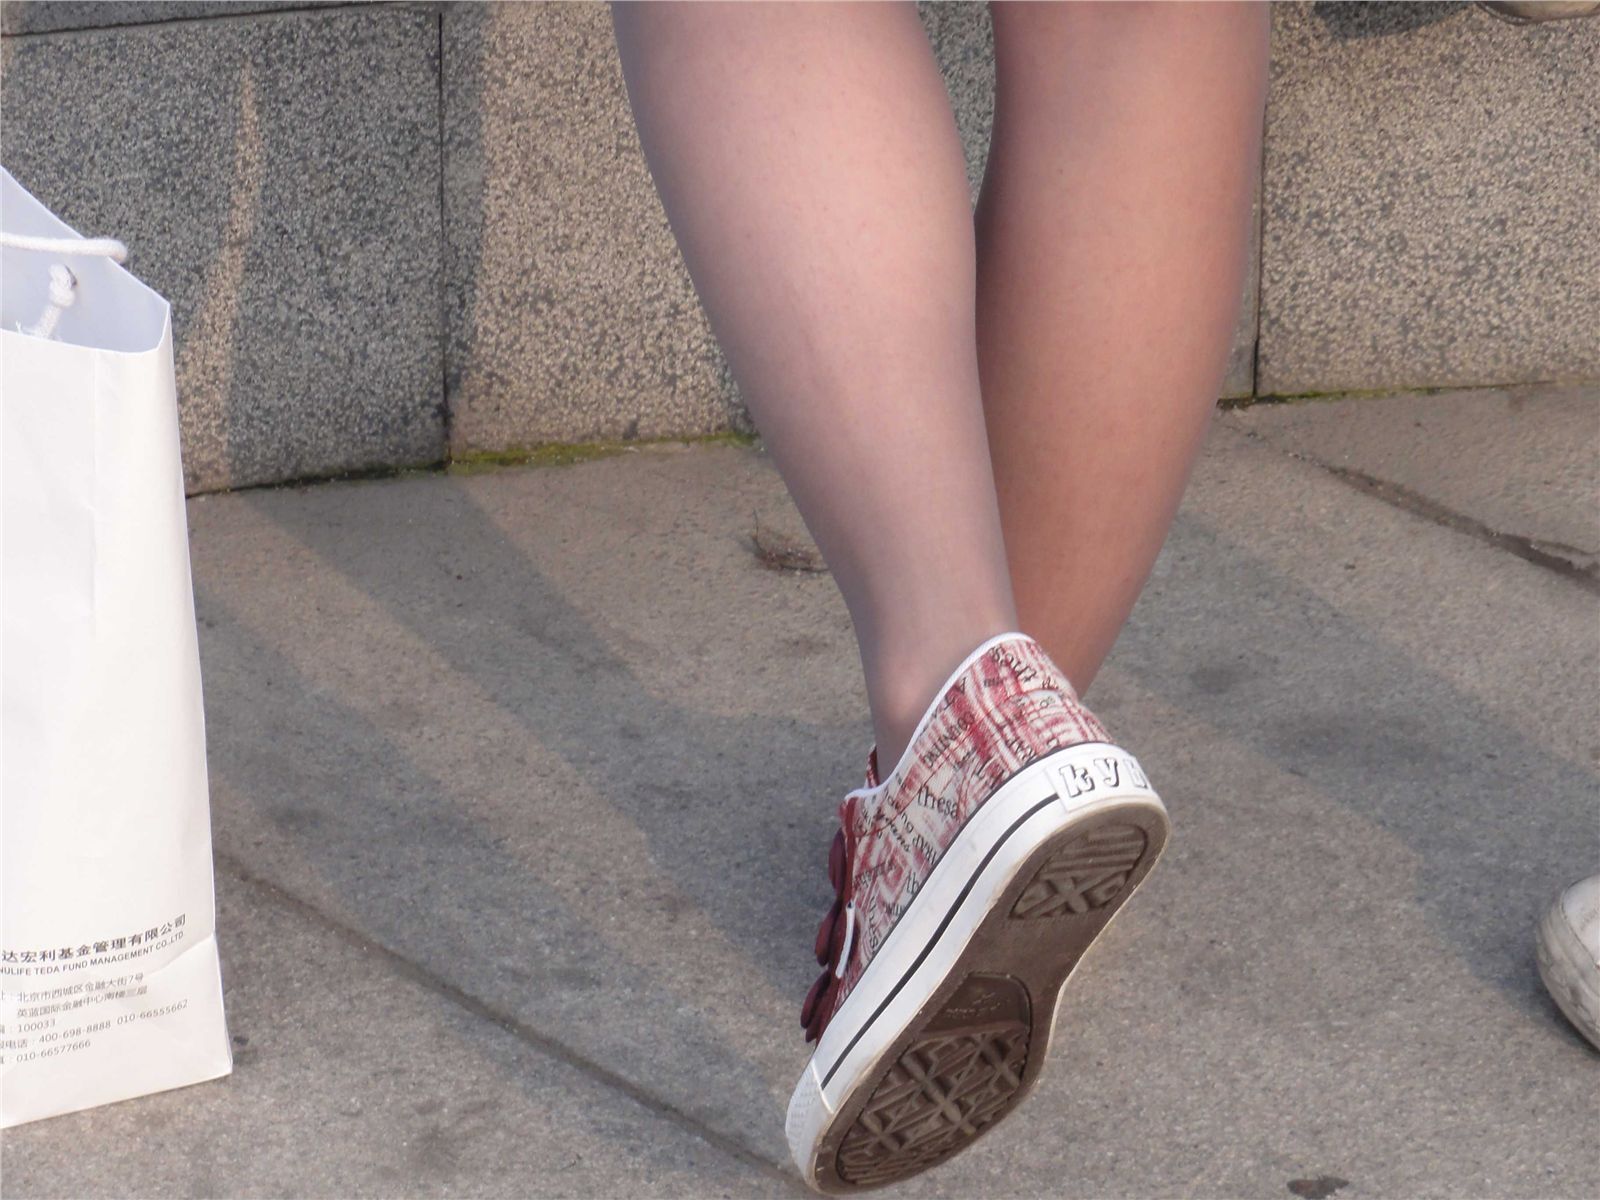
<box><xmin>0</xmin><ymin>972</ymin><xmax>171</xmax><ymax>1066</ymax></box>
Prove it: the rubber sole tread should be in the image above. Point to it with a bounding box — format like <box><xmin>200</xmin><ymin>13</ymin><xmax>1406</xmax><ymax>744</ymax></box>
<box><xmin>820</xmin><ymin>812</ymin><xmax>1164</xmax><ymax>1191</ymax></box>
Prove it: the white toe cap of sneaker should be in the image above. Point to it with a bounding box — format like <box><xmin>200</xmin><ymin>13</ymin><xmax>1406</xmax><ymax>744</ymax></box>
<box><xmin>1537</xmin><ymin>873</ymin><xmax>1600</xmax><ymax>1051</ymax></box>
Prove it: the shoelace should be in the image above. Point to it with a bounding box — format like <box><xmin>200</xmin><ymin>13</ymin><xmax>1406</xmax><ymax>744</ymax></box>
<box><xmin>800</xmin><ymin>826</ymin><xmax>857</xmax><ymax>1043</ymax></box>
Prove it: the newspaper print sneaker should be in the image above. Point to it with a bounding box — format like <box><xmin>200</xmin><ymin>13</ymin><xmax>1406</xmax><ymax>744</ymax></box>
<box><xmin>786</xmin><ymin>631</ymin><xmax>1170</xmax><ymax>1193</ymax></box>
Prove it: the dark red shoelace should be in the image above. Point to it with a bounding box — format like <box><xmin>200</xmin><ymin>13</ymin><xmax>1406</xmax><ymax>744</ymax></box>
<box><xmin>800</xmin><ymin>826</ymin><xmax>854</xmax><ymax>1043</ymax></box>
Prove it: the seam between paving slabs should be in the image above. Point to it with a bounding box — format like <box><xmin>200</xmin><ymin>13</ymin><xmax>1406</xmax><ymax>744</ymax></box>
<box><xmin>1227</xmin><ymin>427</ymin><xmax>1600</xmax><ymax>594</ymax></box>
<box><xmin>1249</xmin><ymin>105</ymin><xmax>1267</xmax><ymax>401</ymax></box>
<box><xmin>214</xmin><ymin>852</ymin><xmax>809</xmax><ymax>1195</ymax></box>
<box><xmin>433</xmin><ymin>4</ymin><xmax>451</xmax><ymax>453</ymax></box>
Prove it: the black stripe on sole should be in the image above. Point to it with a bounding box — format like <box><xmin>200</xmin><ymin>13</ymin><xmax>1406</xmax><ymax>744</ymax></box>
<box><xmin>810</xmin><ymin>804</ymin><xmax>1168</xmax><ymax>1194</ymax></box>
<box><xmin>819</xmin><ymin>793</ymin><xmax>1060</xmax><ymax>1090</ymax></box>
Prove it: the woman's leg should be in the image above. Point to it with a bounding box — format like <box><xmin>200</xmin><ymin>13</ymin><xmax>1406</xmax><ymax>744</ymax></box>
<box><xmin>611</xmin><ymin>0</ymin><xmax>1016</xmax><ymax>771</ymax></box>
<box><xmin>976</xmin><ymin>1</ymin><xmax>1270</xmax><ymax>695</ymax></box>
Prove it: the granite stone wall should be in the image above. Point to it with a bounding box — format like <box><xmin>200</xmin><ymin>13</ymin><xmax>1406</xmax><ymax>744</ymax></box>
<box><xmin>2</xmin><ymin>1</ymin><xmax>444</xmax><ymax>492</ymax></box>
<box><xmin>1259</xmin><ymin>2</ymin><xmax>1599</xmax><ymax>395</ymax></box>
<box><xmin>1</xmin><ymin>1</ymin><xmax>1594</xmax><ymax>493</ymax></box>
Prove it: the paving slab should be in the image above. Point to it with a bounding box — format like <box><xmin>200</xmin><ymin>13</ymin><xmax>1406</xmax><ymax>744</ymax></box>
<box><xmin>0</xmin><ymin>858</ymin><xmax>792</xmax><ymax>1198</ymax></box>
<box><xmin>1222</xmin><ymin>385</ymin><xmax>1600</xmax><ymax>578</ymax></box>
<box><xmin>5</xmin><ymin>405</ymin><xmax>1596</xmax><ymax>1197</ymax></box>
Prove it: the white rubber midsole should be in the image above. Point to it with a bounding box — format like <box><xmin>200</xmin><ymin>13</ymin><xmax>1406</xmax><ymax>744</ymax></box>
<box><xmin>785</xmin><ymin>739</ymin><xmax>1165</xmax><ymax>1176</ymax></box>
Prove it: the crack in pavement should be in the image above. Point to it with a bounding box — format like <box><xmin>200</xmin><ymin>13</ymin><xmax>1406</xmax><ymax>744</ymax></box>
<box><xmin>1228</xmin><ymin>427</ymin><xmax>1600</xmax><ymax>593</ymax></box>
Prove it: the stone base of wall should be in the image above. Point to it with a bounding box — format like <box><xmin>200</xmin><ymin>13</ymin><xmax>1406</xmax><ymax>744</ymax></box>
<box><xmin>2</xmin><ymin>2</ymin><xmax>1594</xmax><ymax>494</ymax></box>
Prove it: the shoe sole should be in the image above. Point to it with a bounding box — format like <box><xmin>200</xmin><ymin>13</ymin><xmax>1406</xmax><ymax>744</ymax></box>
<box><xmin>1535</xmin><ymin>896</ymin><xmax>1600</xmax><ymax>1052</ymax></box>
<box><xmin>786</xmin><ymin>740</ymin><xmax>1170</xmax><ymax>1193</ymax></box>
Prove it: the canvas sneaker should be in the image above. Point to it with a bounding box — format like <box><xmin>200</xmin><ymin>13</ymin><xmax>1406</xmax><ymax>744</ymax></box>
<box><xmin>786</xmin><ymin>631</ymin><xmax>1171</xmax><ymax>1192</ymax></box>
<box><xmin>1536</xmin><ymin>873</ymin><xmax>1600</xmax><ymax>1051</ymax></box>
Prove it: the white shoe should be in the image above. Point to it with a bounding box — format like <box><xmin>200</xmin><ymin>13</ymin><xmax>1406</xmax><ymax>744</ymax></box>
<box><xmin>1536</xmin><ymin>874</ymin><xmax>1600</xmax><ymax>1050</ymax></box>
<box><xmin>1479</xmin><ymin>1</ymin><xmax>1600</xmax><ymax>23</ymax></box>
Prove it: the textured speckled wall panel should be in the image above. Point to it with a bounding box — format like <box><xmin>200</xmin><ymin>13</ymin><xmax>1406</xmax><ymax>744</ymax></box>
<box><xmin>14</xmin><ymin>2</ymin><xmax>1589</xmax><ymax>488</ymax></box>
<box><xmin>442</xmin><ymin>1</ymin><xmax>743</xmax><ymax>456</ymax></box>
<box><xmin>1</xmin><ymin>3</ymin><xmax>444</xmax><ymax>492</ymax></box>
<box><xmin>442</xmin><ymin>0</ymin><xmax>1258</xmax><ymax>458</ymax></box>
<box><xmin>1259</xmin><ymin>2</ymin><xmax>1600</xmax><ymax>394</ymax></box>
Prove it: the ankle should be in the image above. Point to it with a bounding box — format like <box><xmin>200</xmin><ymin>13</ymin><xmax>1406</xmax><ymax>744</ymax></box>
<box><xmin>865</xmin><ymin>622</ymin><xmax>1019</xmax><ymax>779</ymax></box>
<box><xmin>871</xmin><ymin>719</ymin><xmax>915</xmax><ymax>786</ymax></box>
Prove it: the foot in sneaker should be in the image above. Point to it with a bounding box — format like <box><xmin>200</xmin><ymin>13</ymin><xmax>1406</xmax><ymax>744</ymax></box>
<box><xmin>1536</xmin><ymin>873</ymin><xmax>1600</xmax><ymax>1051</ymax></box>
<box><xmin>786</xmin><ymin>631</ymin><xmax>1170</xmax><ymax>1192</ymax></box>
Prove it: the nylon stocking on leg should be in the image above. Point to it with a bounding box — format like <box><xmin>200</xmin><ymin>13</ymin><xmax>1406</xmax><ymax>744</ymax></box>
<box><xmin>977</xmin><ymin>1</ymin><xmax>1270</xmax><ymax>695</ymax></box>
<box><xmin>612</xmin><ymin>1</ymin><xmax>1017</xmax><ymax>769</ymax></box>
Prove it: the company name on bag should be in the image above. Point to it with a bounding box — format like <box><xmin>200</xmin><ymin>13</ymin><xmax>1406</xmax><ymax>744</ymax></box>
<box><xmin>0</xmin><ymin>911</ymin><xmax>188</xmax><ymax>977</ymax></box>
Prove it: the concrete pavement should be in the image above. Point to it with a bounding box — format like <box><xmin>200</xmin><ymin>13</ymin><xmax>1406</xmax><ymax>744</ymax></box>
<box><xmin>3</xmin><ymin>384</ymin><xmax>1597</xmax><ymax>1198</ymax></box>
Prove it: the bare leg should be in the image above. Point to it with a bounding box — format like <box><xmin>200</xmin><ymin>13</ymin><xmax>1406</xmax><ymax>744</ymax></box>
<box><xmin>612</xmin><ymin>1</ymin><xmax>1016</xmax><ymax>769</ymax></box>
<box><xmin>976</xmin><ymin>1</ymin><xmax>1269</xmax><ymax>694</ymax></box>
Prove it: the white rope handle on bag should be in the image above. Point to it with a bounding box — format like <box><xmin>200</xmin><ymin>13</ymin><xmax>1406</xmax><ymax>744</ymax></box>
<box><xmin>0</xmin><ymin>230</ymin><xmax>129</xmax><ymax>340</ymax></box>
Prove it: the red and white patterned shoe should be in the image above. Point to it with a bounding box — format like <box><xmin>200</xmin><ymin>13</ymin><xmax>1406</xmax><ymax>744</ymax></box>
<box><xmin>786</xmin><ymin>631</ymin><xmax>1170</xmax><ymax>1193</ymax></box>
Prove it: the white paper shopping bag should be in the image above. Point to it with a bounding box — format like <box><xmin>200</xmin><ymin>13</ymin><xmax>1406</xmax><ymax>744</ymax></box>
<box><xmin>0</xmin><ymin>165</ymin><xmax>232</xmax><ymax>1127</ymax></box>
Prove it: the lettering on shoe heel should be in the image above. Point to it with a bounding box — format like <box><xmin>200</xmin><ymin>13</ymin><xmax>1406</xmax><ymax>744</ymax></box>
<box><xmin>1056</xmin><ymin>746</ymin><xmax>1151</xmax><ymax>800</ymax></box>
